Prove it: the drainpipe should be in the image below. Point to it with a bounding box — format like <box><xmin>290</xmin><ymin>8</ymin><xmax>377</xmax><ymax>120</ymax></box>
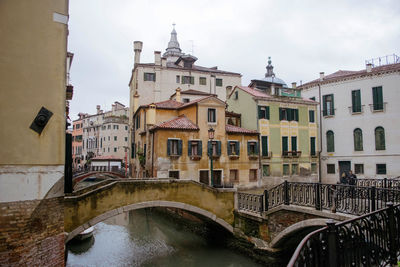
<box><xmin>318</xmin><ymin>83</ymin><xmax>323</xmax><ymax>183</ymax></box>
<box><xmin>151</xmin><ymin>132</ymin><xmax>155</xmax><ymax>177</ymax></box>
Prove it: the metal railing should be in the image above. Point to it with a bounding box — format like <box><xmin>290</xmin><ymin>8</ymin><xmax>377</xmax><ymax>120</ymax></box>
<box><xmin>357</xmin><ymin>177</ymin><xmax>400</xmax><ymax>189</ymax></box>
<box><xmin>237</xmin><ymin>181</ymin><xmax>400</xmax><ymax>216</ymax></box>
<box><xmin>288</xmin><ymin>203</ymin><xmax>400</xmax><ymax>267</ymax></box>
<box><xmin>73</xmin><ymin>167</ymin><xmax>126</xmax><ymax>178</ymax></box>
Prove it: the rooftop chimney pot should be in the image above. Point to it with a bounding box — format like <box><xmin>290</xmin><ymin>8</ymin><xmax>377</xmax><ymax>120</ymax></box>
<box><xmin>319</xmin><ymin>72</ymin><xmax>325</xmax><ymax>81</ymax></box>
<box><xmin>366</xmin><ymin>63</ymin><xmax>372</xmax><ymax>73</ymax></box>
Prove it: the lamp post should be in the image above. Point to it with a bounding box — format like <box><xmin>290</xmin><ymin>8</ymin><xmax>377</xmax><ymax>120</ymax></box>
<box><xmin>208</xmin><ymin>127</ymin><xmax>215</xmax><ymax>187</ymax></box>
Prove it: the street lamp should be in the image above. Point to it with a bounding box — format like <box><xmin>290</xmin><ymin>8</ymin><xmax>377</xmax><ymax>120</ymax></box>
<box><xmin>208</xmin><ymin>127</ymin><xmax>215</xmax><ymax>187</ymax></box>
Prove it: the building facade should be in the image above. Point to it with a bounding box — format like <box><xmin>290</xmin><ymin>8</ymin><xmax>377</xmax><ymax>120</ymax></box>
<box><xmin>76</xmin><ymin>102</ymin><xmax>129</xmax><ymax>168</ymax></box>
<box><xmin>72</xmin><ymin>116</ymin><xmax>83</xmax><ymax>170</ymax></box>
<box><xmin>300</xmin><ymin>56</ymin><xmax>400</xmax><ymax>183</ymax></box>
<box><xmin>131</xmin><ymin>94</ymin><xmax>260</xmax><ymax>188</ymax></box>
<box><xmin>227</xmin><ymin>59</ymin><xmax>319</xmax><ymax>186</ymax></box>
<box><xmin>0</xmin><ymin>0</ymin><xmax>70</xmax><ymax>265</ymax></box>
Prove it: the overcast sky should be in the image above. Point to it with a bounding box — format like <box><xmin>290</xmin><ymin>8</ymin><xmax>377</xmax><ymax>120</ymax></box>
<box><xmin>68</xmin><ymin>0</ymin><xmax>400</xmax><ymax>120</ymax></box>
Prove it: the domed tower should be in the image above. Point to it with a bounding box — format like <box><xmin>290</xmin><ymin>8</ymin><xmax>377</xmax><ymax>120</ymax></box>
<box><xmin>249</xmin><ymin>57</ymin><xmax>288</xmax><ymax>94</ymax></box>
<box><xmin>163</xmin><ymin>24</ymin><xmax>184</xmax><ymax>63</ymax></box>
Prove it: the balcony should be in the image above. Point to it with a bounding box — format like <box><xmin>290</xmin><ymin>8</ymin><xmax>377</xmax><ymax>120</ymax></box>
<box><xmin>190</xmin><ymin>155</ymin><xmax>201</xmax><ymax>161</ymax></box>
<box><xmin>262</xmin><ymin>151</ymin><xmax>272</xmax><ymax>159</ymax></box>
<box><xmin>282</xmin><ymin>151</ymin><xmax>302</xmax><ymax>158</ymax></box>
<box><xmin>369</xmin><ymin>102</ymin><xmax>387</xmax><ymax>113</ymax></box>
<box><xmin>348</xmin><ymin>105</ymin><xmax>365</xmax><ymax>115</ymax></box>
<box><xmin>248</xmin><ymin>153</ymin><xmax>259</xmax><ymax>160</ymax></box>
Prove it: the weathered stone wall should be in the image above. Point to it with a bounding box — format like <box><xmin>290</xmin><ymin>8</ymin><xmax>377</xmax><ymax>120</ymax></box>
<box><xmin>0</xmin><ymin>197</ymin><xmax>64</xmax><ymax>266</ymax></box>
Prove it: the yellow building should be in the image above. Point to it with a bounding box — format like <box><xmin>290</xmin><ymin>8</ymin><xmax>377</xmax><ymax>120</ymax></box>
<box><xmin>132</xmin><ymin>93</ymin><xmax>260</xmax><ymax>188</ymax></box>
<box><xmin>0</xmin><ymin>0</ymin><xmax>70</xmax><ymax>265</ymax></box>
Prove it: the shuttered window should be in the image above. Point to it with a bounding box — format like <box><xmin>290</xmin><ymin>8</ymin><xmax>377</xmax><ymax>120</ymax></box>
<box><xmin>352</xmin><ymin>90</ymin><xmax>361</xmax><ymax>113</ymax></box>
<box><xmin>309</xmin><ymin>110</ymin><xmax>315</xmax><ymax>123</ymax></box>
<box><xmin>323</xmin><ymin>94</ymin><xmax>335</xmax><ymax>116</ymax></box>
<box><xmin>353</xmin><ymin>128</ymin><xmax>363</xmax><ymax>151</ymax></box>
<box><xmin>375</xmin><ymin>127</ymin><xmax>385</xmax><ymax>150</ymax></box>
<box><xmin>182</xmin><ymin>76</ymin><xmax>194</xmax><ymax>84</ymax></box>
<box><xmin>167</xmin><ymin>139</ymin><xmax>182</xmax><ymax>156</ymax></box>
<box><xmin>326</xmin><ymin>131</ymin><xmax>335</xmax><ymax>152</ymax></box>
<box><xmin>261</xmin><ymin>136</ymin><xmax>268</xmax><ymax>156</ymax></box>
<box><xmin>282</xmin><ymin>137</ymin><xmax>288</xmax><ymax>153</ymax></box>
<box><xmin>207</xmin><ymin>141</ymin><xmax>221</xmax><ymax>157</ymax></box>
<box><xmin>279</xmin><ymin>108</ymin><xmax>298</xmax><ymax>121</ymax></box>
<box><xmin>258</xmin><ymin>106</ymin><xmax>270</xmax><ymax>120</ymax></box>
<box><xmin>310</xmin><ymin>137</ymin><xmax>316</xmax><ymax>156</ymax></box>
<box><xmin>291</xmin><ymin>136</ymin><xmax>297</xmax><ymax>152</ymax></box>
<box><xmin>227</xmin><ymin>141</ymin><xmax>240</xmax><ymax>155</ymax></box>
<box><xmin>372</xmin><ymin>86</ymin><xmax>383</xmax><ymax>110</ymax></box>
<box><xmin>188</xmin><ymin>140</ymin><xmax>202</xmax><ymax>156</ymax></box>
<box><xmin>247</xmin><ymin>141</ymin><xmax>259</xmax><ymax>155</ymax></box>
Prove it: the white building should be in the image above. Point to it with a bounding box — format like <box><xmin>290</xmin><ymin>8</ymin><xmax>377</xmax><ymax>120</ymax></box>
<box><xmin>80</xmin><ymin>102</ymin><xmax>129</xmax><ymax>167</ymax></box>
<box><xmin>300</xmin><ymin>55</ymin><xmax>400</xmax><ymax>183</ymax></box>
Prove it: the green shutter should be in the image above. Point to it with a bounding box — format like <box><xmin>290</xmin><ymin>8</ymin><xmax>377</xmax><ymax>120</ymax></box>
<box><xmin>287</xmin><ymin>109</ymin><xmax>293</xmax><ymax>121</ymax></box>
<box><xmin>279</xmin><ymin>108</ymin><xmax>283</xmax><ymax>120</ymax></box>
<box><xmin>294</xmin><ymin>109</ymin><xmax>299</xmax><ymax>121</ymax></box>
<box><xmin>282</xmin><ymin>137</ymin><xmax>288</xmax><ymax>152</ymax></box>
<box><xmin>373</xmin><ymin>87</ymin><xmax>383</xmax><ymax>110</ymax></box>
<box><xmin>255</xmin><ymin>141</ymin><xmax>259</xmax><ymax>154</ymax></box>
<box><xmin>235</xmin><ymin>141</ymin><xmax>240</xmax><ymax>155</ymax></box>
<box><xmin>323</xmin><ymin>95</ymin><xmax>327</xmax><ymax>116</ymax></box>
<box><xmin>188</xmin><ymin>141</ymin><xmax>192</xmax><ymax>156</ymax></box>
<box><xmin>309</xmin><ymin>110</ymin><xmax>314</xmax><ymax>123</ymax></box>
<box><xmin>227</xmin><ymin>141</ymin><xmax>232</xmax><ymax>155</ymax></box>
<box><xmin>190</xmin><ymin>76</ymin><xmax>194</xmax><ymax>84</ymax></box>
<box><xmin>207</xmin><ymin>141</ymin><xmax>212</xmax><ymax>156</ymax></box>
<box><xmin>217</xmin><ymin>141</ymin><xmax>221</xmax><ymax>156</ymax></box>
<box><xmin>178</xmin><ymin>140</ymin><xmax>182</xmax><ymax>155</ymax></box>
<box><xmin>198</xmin><ymin>141</ymin><xmax>202</xmax><ymax>156</ymax></box>
<box><xmin>327</xmin><ymin>131</ymin><xmax>334</xmax><ymax>152</ymax></box>
<box><xmin>291</xmin><ymin>136</ymin><xmax>297</xmax><ymax>151</ymax></box>
<box><xmin>258</xmin><ymin>106</ymin><xmax>262</xmax><ymax>119</ymax></box>
<box><xmin>331</xmin><ymin>95</ymin><xmax>335</xmax><ymax>115</ymax></box>
<box><xmin>310</xmin><ymin>137</ymin><xmax>316</xmax><ymax>156</ymax></box>
<box><xmin>266</xmin><ymin>106</ymin><xmax>270</xmax><ymax>120</ymax></box>
<box><xmin>262</xmin><ymin>136</ymin><xmax>268</xmax><ymax>156</ymax></box>
<box><xmin>181</xmin><ymin>76</ymin><xmax>184</xmax><ymax>84</ymax></box>
<box><xmin>247</xmin><ymin>141</ymin><xmax>251</xmax><ymax>155</ymax></box>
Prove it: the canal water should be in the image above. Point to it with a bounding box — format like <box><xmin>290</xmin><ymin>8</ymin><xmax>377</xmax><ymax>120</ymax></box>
<box><xmin>67</xmin><ymin>209</ymin><xmax>265</xmax><ymax>267</ymax></box>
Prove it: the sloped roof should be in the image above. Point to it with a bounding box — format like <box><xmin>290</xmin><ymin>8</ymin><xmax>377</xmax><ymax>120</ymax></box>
<box><xmin>150</xmin><ymin>115</ymin><xmax>199</xmax><ymax>131</ymax></box>
<box><xmin>299</xmin><ymin>63</ymin><xmax>400</xmax><ymax>89</ymax></box>
<box><xmin>140</xmin><ymin>99</ymin><xmax>184</xmax><ymax>109</ymax></box>
<box><xmin>226</xmin><ymin>124</ymin><xmax>258</xmax><ymax>135</ymax></box>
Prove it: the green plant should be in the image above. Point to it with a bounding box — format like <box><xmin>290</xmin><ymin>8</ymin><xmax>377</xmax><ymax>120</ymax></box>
<box><xmin>136</xmin><ymin>148</ymin><xmax>145</xmax><ymax>167</ymax></box>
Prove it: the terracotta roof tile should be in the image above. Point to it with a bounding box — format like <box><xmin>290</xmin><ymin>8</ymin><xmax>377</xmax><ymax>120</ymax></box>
<box><xmin>151</xmin><ymin>115</ymin><xmax>199</xmax><ymax>131</ymax></box>
<box><xmin>226</xmin><ymin>124</ymin><xmax>258</xmax><ymax>135</ymax></box>
<box><xmin>235</xmin><ymin>86</ymin><xmax>317</xmax><ymax>103</ymax></box>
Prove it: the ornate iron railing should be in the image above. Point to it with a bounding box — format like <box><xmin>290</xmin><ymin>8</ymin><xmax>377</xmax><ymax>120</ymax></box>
<box><xmin>237</xmin><ymin>181</ymin><xmax>400</xmax><ymax>216</ymax></box>
<box><xmin>357</xmin><ymin>178</ymin><xmax>400</xmax><ymax>189</ymax></box>
<box><xmin>288</xmin><ymin>203</ymin><xmax>400</xmax><ymax>267</ymax></box>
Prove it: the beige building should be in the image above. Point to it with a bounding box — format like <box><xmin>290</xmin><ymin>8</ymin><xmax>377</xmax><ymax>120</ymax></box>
<box><xmin>0</xmin><ymin>0</ymin><xmax>70</xmax><ymax>265</ymax></box>
<box><xmin>79</xmin><ymin>102</ymin><xmax>129</xmax><ymax>167</ymax></box>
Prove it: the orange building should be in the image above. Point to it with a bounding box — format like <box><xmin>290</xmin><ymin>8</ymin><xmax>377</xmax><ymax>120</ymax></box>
<box><xmin>131</xmin><ymin>94</ymin><xmax>260</xmax><ymax>188</ymax></box>
<box><xmin>72</xmin><ymin>114</ymin><xmax>84</xmax><ymax>170</ymax></box>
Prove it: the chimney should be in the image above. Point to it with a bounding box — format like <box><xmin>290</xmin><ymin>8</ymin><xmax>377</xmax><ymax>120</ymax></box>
<box><xmin>161</xmin><ymin>57</ymin><xmax>167</xmax><ymax>67</ymax></box>
<box><xmin>96</xmin><ymin>105</ymin><xmax>101</xmax><ymax>114</ymax></box>
<box><xmin>175</xmin><ymin>87</ymin><xmax>181</xmax><ymax>102</ymax></box>
<box><xmin>133</xmin><ymin>92</ymin><xmax>140</xmax><ymax>113</ymax></box>
<box><xmin>134</xmin><ymin>41</ymin><xmax>143</xmax><ymax>65</ymax></box>
<box><xmin>292</xmin><ymin>82</ymin><xmax>297</xmax><ymax>89</ymax></box>
<box><xmin>366</xmin><ymin>63</ymin><xmax>372</xmax><ymax>73</ymax></box>
<box><xmin>147</xmin><ymin>104</ymin><xmax>156</xmax><ymax>125</ymax></box>
<box><xmin>154</xmin><ymin>51</ymin><xmax>161</xmax><ymax>65</ymax></box>
<box><xmin>319</xmin><ymin>72</ymin><xmax>325</xmax><ymax>81</ymax></box>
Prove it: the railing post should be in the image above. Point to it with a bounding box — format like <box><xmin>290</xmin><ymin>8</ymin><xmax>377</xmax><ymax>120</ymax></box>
<box><xmin>315</xmin><ymin>183</ymin><xmax>321</xmax><ymax>210</ymax></box>
<box><xmin>384</xmin><ymin>177</ymin><xmax>387</xmax><ymax>189</ymax></box>
<box><xmin>370</xmin><ymin>186</ymin><xmax>376</xmax><ymax>212</ymax></box>
<box><xmin>264</xmin><ymin>190</ymin><xmax>269</xmax><ymax>211</ymax></box>
<box><xmin>284</xmin><ymin>180</ymin><xmax>290</xmax><ymax>205</ymax></box>
<box><xmin>326</xmin><ymin>219</ymin><xmax>338</xmax><ymax>267</ymax></box>
<box><xmin>386</xmin><ymin>202</ymin><xmax>397</xmax><ymax>265</ymax></box>
<box><xmin>64</xmin><ymin>133</ymin><xmax>73</xmax><ymax>194</ymax></box>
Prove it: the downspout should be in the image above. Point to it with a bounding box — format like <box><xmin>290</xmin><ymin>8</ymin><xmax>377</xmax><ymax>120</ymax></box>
<box><xmin>318</xmin><ymin>84</ymin><xmax>323</xmax><ymax>183</ymax></box>
<box><xmin>151</xmin><ymin>131</ymin><xmax>155</xmax><ymax>177</ymax></box>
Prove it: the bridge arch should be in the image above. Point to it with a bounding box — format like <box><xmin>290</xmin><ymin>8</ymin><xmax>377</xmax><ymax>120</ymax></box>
<box><xmin>270</xmin><ymin>218</ymin><xmax>327</xmax><ymax>249</ymax></box>
<box><xmin>66</xmin><ymin>200</ymin><xmax>233</xmax><ymax>242</ymax></box>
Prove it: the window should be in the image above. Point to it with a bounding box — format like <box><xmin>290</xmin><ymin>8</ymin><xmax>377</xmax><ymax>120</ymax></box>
<box><xmin>199</xmin><ymin>77</ymin><xmax>207</xmax><ymax>85</ymax></box>
<box><xmin>125</xmin><ymin>126</ymin><xmax>128</xmax><ymax>130</ymax></box>
<box><xmin>283</xmin><ymin>164</ymin><xmax>289</xmax><ymax>175</ymax></box>
<box><xmin>188</xmin><ymin>140</ymin><xmax>202</xmax><ymax>157</ymax></box>
<box><xmin>183</xmin><ymin>98</ymin><xmax>190</xmax><ymax>103</ymax></box>
<box><xmin>353</xmin><ymin>128</ymin><xmax>363</xmax><ymax>151</ymax></box>
<box><xmin>279</xmin><ymin>108</ymin><xmax>299</xmax><ymax>121</ymax></box>
<box><xmin>282</xmin><ymin>136</ymin><xmax>288</xmax><ymax>155</ymax></box>
<box><xmin>234</xmin><ymin>91</ymin><xmax>238</xmax><ymax>100</ymax></box>
<box><xmin>261</xmin><ymin>136</ymin><xmax>268</xmax><ymax>157</ymax></box>
<box><xmin>125</xmin><ymin>137</ymin><xmax>128</xmax><ymax>142</ymax></box>
<box><xmin>227</xmin><ymin>141</ymin><xmax>240</xmax><ymax>155</ymax></box>
<box><xmin>144</xmin><ymin>72</ymin><xmax>156</xmax><ymax>81</ymax></box>
<box><xmin>113</xmin><ymin>125</ymin><xmax>119</xmax><ymax>130</ymax></box>
<box><xmin>376</xmin><ymin>164</ymin><xmax>386</xmax><ymax>175</ymax></box>
<box><xmin>199</xmin><ymin>170</ymin><xmax>209</xmax><ymax>185</ymax></box>
<box><xmin>372</xmin><ymin>86</ymin><xmax>383</xmax><ymax>110</ymax></box>
<box><xmin>309</xmin><ymin>110</ymin><xmax>315</xmax><ymax>123</ymax></box>
<box><xmin>108</xmin><ymin>147</ymin><xmax>110</xmax><ymax>152</ymax></box>
<box><xmin>249</xmin><ymin>169</ymin><xmax>257</xmax><ymax>182</ymax></box>
<box><xmin>216</xmin><ymin>78</ymin><xmax>223</xmax><ymax>87</ymax></box>
<box><xmin>355</xmin><ymin>164</ymin><xmax>364</xmax><ymax>174</ymax></box>
<box><xmin>230</xmin><ymin>169</ymin><xmax>239</xmax><ymax>183</ymax></box>
<box><xmin>262</xmin><ymin>165</ymin><xmax>270</xmax><ymax>177</ymax></box>
<box><xmin>108</xmin><ymin>125</ymin><xmax>111</xmax><ymax>129</ymax></box>
<box><xmin>258</xmin><ymin>106</ymin><xmax>270</xmax><ymax>120</ymax></box>
<box><xmin>323</xmin><ymin>94</ymin><xmax>335</xmax><ymax>116</ymax></box>
<box><xmin>352</xmin><ymin>90</ymin><xmax>361</xmax><ymax>113</ymax></box>
<box><xmin>114</xmin><ymin>136</ymin><xmax>117</xmax><ymax>141</ymax></box>
<box><xmin>311</xmin><ymin>163</ymin><xmax>317</xmax><ymax>174</ymax></box>
<box><xmin>207</xmin><ymin>141</ymin><xmax>221</xmax><ymax>157</ymax></box>
<box><xmin>208</xmin><ymin>108</ymin><xmax>216</xmax><ymax>123</ymax></box>
<box><xmin>108</xmin><ymin>136</ymin><xmax>110</xmax><ymax>141</ymax></box>
<box><xmin>291</xmin><ymin>136</ymin><xmax>297</xmax><ymax>152</ymax></box>
<box><xmin>375</xmin><ymin>127</ymin><xmax>385</xmax><ymax>150</ymax></box>
<box><xmin>182</xmin><ymin>76</ymin><xmax>194</xmax><ymax>84</ymax></box>
<box><xmin>327</xmin><ymin>164</ymin><xmax>335</xmax><ymax>174</ymax></box>
<box><xmin>135</xmin><ymin>114</ymin><xmax>140</xmax><ymax>130</ymax></box>
<box><xmin>167</xmin><ymin>139</ymin><xmax>182</xmax><ymax>156</ymax></box>
<box><xmin>247</xmin><ymin>141</ymin><xmax>258</xmax><ymax>155</ymax></box>
<box><xmin>310</xmin><ymin>97</ymin><xmax>316</xmax><ymax>101</ymax></box>
<box><xmin>176</xmin><ymin>75</ymin><xmax>180</xmax><ymax>83</ymax></box>
<box><xmin>114</xmin><ymin>147</ymin><xmax>117</xmax><ymax>152</ymax></box>
<box><xmin>310</xmin><ymin>137</ymin><xmax>316</xmax><ymax>156</ymax></box>
<box><xmin>291</xmin><ymin>164</ymin><xmax>298</xmax><ymax>175</ymax></box>
<box><xmin>169</xmin><ymin>171</ymin><xmax>180</xmax><ymax>179</ymax></box>
<box><xmin>326</xmin><ymin>131</ymin><xmax>335</xmax><ymax>152</ymax></box>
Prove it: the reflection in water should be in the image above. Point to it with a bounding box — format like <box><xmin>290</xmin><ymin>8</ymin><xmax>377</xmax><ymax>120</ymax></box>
<box><xmin>67</xmin><ymin>209</ymin><xmax>263</xmax><ymax>267</ymax></box>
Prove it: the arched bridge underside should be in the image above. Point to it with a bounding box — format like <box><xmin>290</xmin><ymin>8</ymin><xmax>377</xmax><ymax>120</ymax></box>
<box><xmin>65</xmin><ymin>179</ymin><xmax>235</xmax><ymax>242</ymax></box>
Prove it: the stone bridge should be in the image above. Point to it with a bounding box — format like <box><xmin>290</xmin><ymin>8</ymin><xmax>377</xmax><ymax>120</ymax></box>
<box><xmin>65</xmin><ymin>179</ymin><xmax>235</xmax><ymax>242</ymax></box>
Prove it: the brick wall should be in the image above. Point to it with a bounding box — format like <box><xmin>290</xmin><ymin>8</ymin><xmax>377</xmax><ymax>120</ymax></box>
<box><xmin>0</xmin><ymin>197</ymin><xmax>64</xmax><ymax>266</ymax></box>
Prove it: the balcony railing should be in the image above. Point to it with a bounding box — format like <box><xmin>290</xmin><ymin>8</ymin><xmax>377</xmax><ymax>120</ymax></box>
<box><xmin>348</xmin><ymin>105</ymin><xmax>364</xmax><ymax>114</ymax></box>
<box><xmin>369</xmin><ymin>102</ymin><xmax>387</xmax><ymax>113</ymax></box>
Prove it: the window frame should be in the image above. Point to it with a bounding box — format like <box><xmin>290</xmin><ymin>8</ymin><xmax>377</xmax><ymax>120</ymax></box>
<box><xmin>322</xmin><ymin>94</ymin><xmax>335</xmax><ymax>116</ymax></box>
<box><xmin>376</xmin><ymin>164</ymin><xmax>386</xmax><ymax>175</ymax></box>
<box><xmin>207</xmin><ymin>108</ymin><xmax>217</xmax><ymax>124</ymax></box>
<box><xmin>144</xmin><ymin>72</ymin><xmax>156</xmax><ymax>82</ymax></box>
<box><xmin>216</xmin><ymin>78</ymin><xmax>223</xmax><ymax>87</ymax></box>
<box><xmin>351</xmin><ymin>89</ymin><xmax>362</xmax><ymax>113</ymax></box>
<box><xmin>372</xmin><ymin>86</ymin><xmax>383</xmax><ymax>111</ymax></box>
<box><xmin>262</xmin><ymin>165</ymin><xmax>270</xmax><ymax>177</ymax></box>
<box><xmin>355</xmin><ymin>164</ymin><xmax>364</xmax><ymax>174</ymax></box>
<box><xmin>353</xmin><ymin>128</ymin><xmax>363</xmax><ymax>151</ymax></box>
<box><xmin>326</xmin><ymin>130</ymin><xmax>335</xmax><ymax>152</ymax></box>
<box><xmin>375</xmin><ymin>126</ymin><xmax>385</xmax><ymax>150</ymax></box>
<box><xmin>327</xmin><ymin>164</ymin><xmax>335</xmax><ymax>174</ymax></box>
<box><xmin>199</xmin><ymin>77</ymin><xmax>207</xmax><ymax>85</ymax></box>
<box><xmin>167</xmin><ymin>138</ymin><xmax>182</xmax><ymax>156</ymax></box>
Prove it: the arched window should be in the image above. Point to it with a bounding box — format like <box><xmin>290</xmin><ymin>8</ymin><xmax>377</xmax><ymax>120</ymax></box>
<box><xmin>353</xmin><ymin>128</ymin><xmax>363</xmax><ymax>151</ymax></box>
<box><xmin>375</xmin><ymin>127</ymin><xmax>385</xmax><ymax>150</ymax></box>
<box><xmin>326</xmin><ymin>130</ymin><xmax>335</xmax><ymax>152</ymax></box>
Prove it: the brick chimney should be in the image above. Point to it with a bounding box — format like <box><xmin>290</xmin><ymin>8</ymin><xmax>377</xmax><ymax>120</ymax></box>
<box><xmin>175</xmin><ymin>87</ymin><xmax>181</xmax><ymax>102</ymax></box>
